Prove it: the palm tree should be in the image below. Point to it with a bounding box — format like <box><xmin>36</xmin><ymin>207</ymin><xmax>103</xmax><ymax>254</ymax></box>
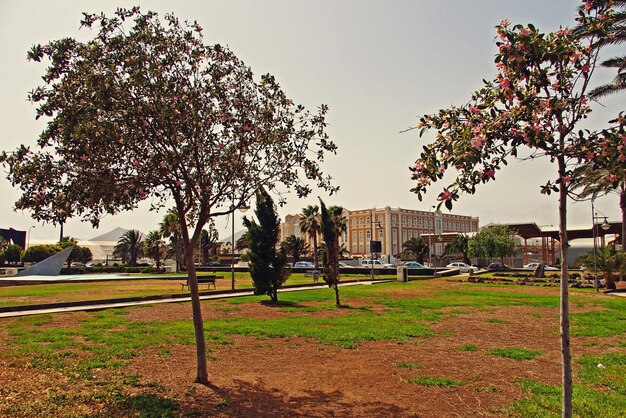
<box><xmin>235</xmin><ymin>231</ymin><xmax>251</xmax><ymax>252</ymax></box>
<box><xmin>575</xmin><ymin>1</ymin><xmax>626</xmax><ymax>98</ymax></box>
<box><xmin>444</xmin><ymin>234</ymin><xmax>470</xmax><ymax>264</ymax></box>
<box><xmin>114</xmin><ymin>230</ymin><xmax>143</xmax><ymax>266</ymax></box>
<box><xmin>281</xmin><ymin>235</ymin><xmax>309</xmax><ymax>264</ymax></box>
<box><xmin>402</xmin><ymin>236</ymin><xmax>429</xmax><ymax>263</ymax></box>
<box><xmin>577</xmin><ymin>246</ymin><xmax>626</xmax><ymax>289</ymax></box>
<box><xmin>570</xmin><ymin>164</ymin><xmax>625</xmax><ymax>245</ymax></box>
<box><xmin>300</xmin><ymin>205</ymin><xmax>321</xmax><ymax>274</ymax></box>
<box><xmin>319</xmin><ymin>201</ymin><xmax>343</xmax><ymax>306</ymax></box>
<box><xmin>160</xmin><ymin>209</ymin><xmax>183</xmax><ymax>272</ymax></box>
<box><xmin>144</xmin><ymin>230</ymin><xmax>164</xmax><ymax>269</ymax></box>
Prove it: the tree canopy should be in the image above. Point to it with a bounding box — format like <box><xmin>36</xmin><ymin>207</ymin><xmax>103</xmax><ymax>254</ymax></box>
<box><xmin>0</xmin><ymin>8</ymin><xmax>337</xmax><ymax>385</ymax></box>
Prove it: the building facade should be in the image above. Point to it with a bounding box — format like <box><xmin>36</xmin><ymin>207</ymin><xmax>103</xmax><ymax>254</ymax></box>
<box><xmin>347</xmin><ymin>206</ymin><xmax>479</xmax><ymax>258</ymax></box>
<box><xmin>279</xmin><ymin>206</ymin><xmax>478</xmax><ymax>260</ymax></box>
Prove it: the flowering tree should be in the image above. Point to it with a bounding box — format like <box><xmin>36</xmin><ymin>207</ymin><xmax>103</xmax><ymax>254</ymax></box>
<box><xmin>409</xmin><ymin>5</ymin><xmax>610</xmax><ymax>416</ymax></box>
<box><xmin>0</xmin><ymin>8</ymin><xmax>337</xmax><ymax>384</ymax></box>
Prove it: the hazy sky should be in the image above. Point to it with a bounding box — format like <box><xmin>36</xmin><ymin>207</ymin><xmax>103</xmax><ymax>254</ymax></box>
<box><xmin>1</xmin><ymin>0</ymin><xmax>624</xmax><ymax>242</ymax></box>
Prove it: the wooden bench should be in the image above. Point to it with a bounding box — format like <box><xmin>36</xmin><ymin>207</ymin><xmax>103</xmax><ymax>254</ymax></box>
<box><xmin>181</xmin><ymin>275</ymin><xmax>223</xmax><ymax>291</ymax></box>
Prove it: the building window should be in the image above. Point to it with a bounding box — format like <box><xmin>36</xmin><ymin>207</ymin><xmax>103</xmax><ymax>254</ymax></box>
<box><xmin>378</xmin><ymin>215</ymin><xmax>383</xmax><ymax>225</ymax></box>
<box><xmin>352</xmin><ymin>218</ymin><xmax>357</xmax><ymax>227</ymax></box>
<box><xmin>392</xmin><ymin>215</ymin><xmax>396</xmax><ymax>226</ymax></box>
<box><xmin>352</xmin><ymin>231</ymin><xmax>357</xmax><ymax>243</ymax></box>
<box><xmin>366</xmin><ymin>216</ymin><xmax>371</xmax><ymax>226</ymax></box>
<box><xmin>419</xmin><ymin>218</ymin><xmax>423</xmax><ymax>227</ymax></box>
<box><xmin>402</xmin><ymin>216</ymin><xmax>406</xmax><ymax>226</ymax></box>
<box><xmin>366</xmin><ymin>230</ymin><xmax>371</xmax><ymax>240</ymax></box>
<box><xmin>408</xmin><ymin>217</ymin><xmax>413</xmax><ymax>227</ymax></box>
<box><xmin>359</xmin><ymin>217</ymin><xmax>363</xmax><ymax>226</ymax></box>
<box><xmin>378</xmin><ymin>230</ymin><xmax>384</xmax><ymax>239</ymax></box>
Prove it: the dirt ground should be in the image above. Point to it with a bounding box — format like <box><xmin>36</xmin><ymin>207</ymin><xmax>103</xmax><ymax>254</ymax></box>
<box><xmin>0</xmin><ymin>283</ymin><xmax>616</xmax><ymax>417</ymax></box>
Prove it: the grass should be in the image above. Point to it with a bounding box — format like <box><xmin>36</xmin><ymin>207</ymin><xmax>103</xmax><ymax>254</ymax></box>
<box><xmin>489</xmin><ymin>348</ymin><xmax>543</xmax><ymax>360</ymax></box>
<box><xmin>460</xmin><ymin>344</ymin><xmax>479</xmax><ymax>352</ymax></box>
<box><xmin>1</xmin><ymin>278</ymin><xmax>625</xmax><ymax>417</ymax></box>
<box><xmin>405</xmin><ymin>376</ymin><xmax>465</xmax><ymax>388</ymax></box>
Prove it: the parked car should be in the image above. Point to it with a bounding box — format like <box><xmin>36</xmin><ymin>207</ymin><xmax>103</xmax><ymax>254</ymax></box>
<box><xmin>486</xmin><ymin>262</ymin><xmax>509</xmax><ymax>271</ymax></box>
<box><xmin>360</xmin><ymin>259</ymin><xmax>395</xmax><ymax>268</ymax></box>
<box><xmin>446</xmin><ymin>262</ymin><xmax>477</xmax><ymax>273</ymax></box>
<box><xmin>523</xmin><ymin>262</ymin><xmax>558</xmax><ymax>271</ymax></box>
<box><xmin>404</xmin><ymin>261</ymin><xmax>427</xmax><ymax>269</ymax></box>
<box><xmin>71</xmin><ymin>262</ymin><xmax>86</xmax><ymax>268</ymax></box>
<box><xmin>293</xmin><ymin>261</ymin><xmax>316</xmax><ymax>268</ymax></box>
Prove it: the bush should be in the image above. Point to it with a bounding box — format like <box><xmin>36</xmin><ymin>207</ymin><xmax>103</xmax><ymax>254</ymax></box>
<box><xmin>125</xmin><ymin>267</ymin><xmax>142</xmax><ymax>273</ymax></box>
<box><xmin>141</xmin><ymin>266</ymin><xmax>154</xmax><ymax>274</ymax></box>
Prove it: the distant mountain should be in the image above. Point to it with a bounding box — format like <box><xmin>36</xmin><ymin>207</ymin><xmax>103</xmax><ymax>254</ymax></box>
<box><xmin>221</xmin><ymin>229</ymin><xmax>247</xmax><ymax>245</ymax></box>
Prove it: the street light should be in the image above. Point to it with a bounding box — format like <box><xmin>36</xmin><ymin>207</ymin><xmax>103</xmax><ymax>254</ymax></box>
<box><xmin>27</xmin><ymin>225</ymin><xmax>36</xmax><ymax>249</ymax></box>
<box><xmin>591</xmin><ymin>197</ymin><xmax>611</xmax><ymax>293</ymax></box>
<box><xmin>231</xmin><ymin>200</ymin><xmax>249</xmax><ymax>290</ymax></box>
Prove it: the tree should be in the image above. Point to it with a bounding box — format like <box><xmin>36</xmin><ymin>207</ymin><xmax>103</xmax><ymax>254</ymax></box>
<box><xmin>444</xmin><ymin>234</ymin><xmax>470</xmax><ymax>264</ymax></box>
<box><xmin>235</xmin><ymin>231</ymin><xmax>251</xmax><ymax>252</ymax></box>
<box><xmin>0</xmin><ymin>9</ymin><xmax>336</xmax><ymax>385</ymax></box>
<box><xmin>468</xmin><ymin>225</ymin><xmax>518</xmax><ymax>260</ymax></box>
<box><xmin>281</xmin><ymin>235</ymin><xmax>309</xmax><ymax>264</ymax></box>
<box><xmin>200</xmin><ymin>222</ymin><xmax>219</xmax><ymax>266</ymax></box>
<box><xmin>144</xmin><ymin>230</ymin><xmax>165</xmax><ymax>269</ymax></box>
<box><xmin>1</xmin><ymin>244</ymin><xmax>23</xmax><ymax>266</ymax></box>
<box><xmin>21</xmin><ymin>244</ymin><xmax>60</xmax><ymax>263</ymax></box>
<box><xmin>58</xmin><ymin>236</ymin><xmax>85</xmax><ymax>268</ymax></box>
<box><xmin>113</xmin><ymin>230</ymin><xmax>143</xmax><ymax>266</ymax></box>
<box><xmin>243</xmin><ymin>188</ymin><xmax>289</xmax><ymax>302</ymax></box>
<box><xmin>408</xmin><ymin>7</ymin><xmax>611</xmax><ymax>415</ymax></box>
<box><xmin>577</xmin><ymin>246</ymin><xmax>625</xmax><ymax>289</ymax></box>
<box><xmin>319</xmin><ymin>200</ymin><xmax>343</xmax><ymax>306</ymax></box>
<box><xmin>160</xmin><ymin>209</ymin><xmax>183</xmax><ymax>273</ymax></box>
<box><xmin>575</xmin><ymin>0</ymin><xmax>626</xmax><ymax>98</ymax></box>
<box><xmin>300</xmin><ymin>205</ymin><xmax>321</xmax><ymax>281</ymax></box>
<box><xmin>402</xmin><ymin>236</ymin><xmax>429</xmax><ymax>263</ymax></box>
<box><xmin>572</xmin><ymin>114</ymin><xmax>626</xmax><ymax>244</ymax></box>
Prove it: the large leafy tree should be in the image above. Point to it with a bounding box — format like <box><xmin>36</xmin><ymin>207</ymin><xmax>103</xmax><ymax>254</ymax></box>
<box><xmin>0</xmin><ymin>9</ymin><xmax>336</xmax><ymax>384</ymax></box>
<box><xmin>443</xmin><ymin>234</ymin><xmax>470</xmax><ymax>264</ymax></box>
<box><xmin>144</xmin><ymin>230</ymin><xmax>165</xmax><ymax>269</ymax></box>
<box><xmin>300</xmin><ymin>205</ymin><xmax>321</xmax><ymax>280</ymax></box>
<box><xmin>281</xmin><ymin>235</ymin><xmax>309</xmax><ymax>264</ymax></box>
<box><xmin>409</xmin><ymin>6</ymin><xmax>611</xmax><ymax>415</ymax></box>
<box><xmin>1</xmin><ymin>244</ymin><xmax>23</xmax><ymax>266</ymax></box>
<box><xmin>160</xmin><ymin>209</ymin><xmax>183</xmax><ymax>272</ymax></box>
<box><xmin>319</xmin><ymin>200</ymin><xmax>344</xmax><ymax>306</ymax></box>
<box><xmin>243</xmin><ymin>188</ymin><xmax>289</xmax><ymax>302</ymax></box>
<box><xmin>113</xmin><ymin>230</ymin><xmax>143</xmax><ymax>267</ymax></box>
<box><xmin>401</xmin><ymin>236</ymin><xmax>429</xmax><ymax>263</ymax></box>
<box><xmin>468</xmin><ymin>225</ymin><xmax>518</xmax><ymax>260</ymax></box>
<box><xmin>575</xmin><ymin>0</ymin><xmax>626</xmax><ymax>98</ymax></box>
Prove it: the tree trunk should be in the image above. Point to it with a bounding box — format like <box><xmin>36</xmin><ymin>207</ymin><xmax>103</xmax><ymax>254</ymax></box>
<box><xmin>558</xmin><ymin>158</ymin><xmax>573</xmax><ymax>418</ymax></box>
<box><xmin>313</xmin><ymin>234</ymin><xmax>319</xmax><ymax>282</ymax></box>
<box><xmin>334</xmin><ymin>284</ymin><xmax>340</xmax><ymax>306</ymax></box>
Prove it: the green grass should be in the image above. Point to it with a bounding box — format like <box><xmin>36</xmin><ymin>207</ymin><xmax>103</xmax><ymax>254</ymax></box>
<box><xmin>489</xmin><ymin>348</ymin><xmax>543</xmax><ymax>360</ymax></box>
<box><xmin>486</xmin><ymin>318</ymin><xmax>508</xmax><ymax>323</ymax></box>
<box><xmin>577</xmin><ymin>353</ymin><xmax>626</xmax><ymax>395</ymax></box>
<box><xmin>511</xmin><ymin>379</ymin><xmax>626</xmax><ymax>417</ymax></box>
<box><xmin>397</xmin><ymin>362</ymin><xmax>421</xmax><ymax>369</ymax></box>
<box><xmin>460</xmin><ymin>344</ymin><xmax>479</xmax><ymax>352</ymax></box>
<box><xmin>405</xmin><ymin>376</ymin><xmax>465</xmax><ymax>388</ymax></box>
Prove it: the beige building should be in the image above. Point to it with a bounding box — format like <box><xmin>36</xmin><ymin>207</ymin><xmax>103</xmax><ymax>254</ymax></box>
<box><xmin>347</xmin><ymin>206</ymin><xmax>478</xmax><ymax>258</ymax></box>
<box><xmin>280</xmin><ymin>206</ymin><xmax>478</xmax><ymax>260</ymax></box>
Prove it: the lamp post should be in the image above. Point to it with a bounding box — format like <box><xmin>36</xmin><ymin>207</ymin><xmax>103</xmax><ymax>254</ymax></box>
<box><xmin>591</xmin><ymin>197</ymin><xmax>611</xmax><ymax>293</ymax></box>
<box><xmin>27</xmin><ymin>225</ymin><xmax>35</xmax><ymax>249</ymax></box>
<box><xmin>231</xmin><ymin>200</ymin><xmax>249</xmax><ymax>290</ymax></box>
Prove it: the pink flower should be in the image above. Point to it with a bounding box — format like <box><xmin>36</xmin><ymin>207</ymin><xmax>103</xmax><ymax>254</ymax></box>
<box><xmin>607</xmin><ymin>174</ymin><xmax>618</xmax><ymax>182</ymax></box>
<box><xmin>585</xmin><ymin>150</ymin><xmax>595</xmax><ymax>160</ymax></box>
<box><xmin>561</xmin><ymin>175</ymin><xmax>572</xmax><ymax>184</ymax></box>
<box><xmin>484</xmin><ymin>169</ymin><xmax>495</xmax><ymax>179</ymax></box>
<box><xmin>472</xmin><ymin>134</ymin><xmax>486</xmax><ymax>149</ymax></box>
<box><xmin>581</xmin><ymin>63</ymin><xmax>590</xmax><ymax>73</ymax></box>
<box><xmin>570</xmin><ymin>50</ymin><xmax>583</xmax><ymax>63</ymax></box>
<box><xmin>439</xmin><ymin>166</ymin><xmax>446</xmax><ymax>174</ymax></box>
<box><xmin>584</xmin><ymin>2</ymin><xmax>593</xmax><ymax>11</ymax></box>
<box><xmin>499</xmin><ymin>77</ymin><xmax>511</xmax><ymax>90</ymax></box>
<box><xmin>133</xmin><ymin>159</ymin><xmax>141</xmax><ymax>167</ymax></box>
<box><xmin>438</xmin><ymin>188</ymin><xmax>453</xmax><ymax>201</ymax></box>
<box><xmin>419</xmin><ymin>176</ymin><xmax>429</xmax><ymax>185</ymax></box>
<box><xmin>500</xmin><ymin>18</ymin><xmax>509</xmax><ymax>26</ymax></box>
<box><xmin>519</xmin><ymin>27</ymin><xmax>531</xmax><ymax>37</ymax></box>
<box><xmin>469</xmin><ymin>106</ymin><xmax>481</xmax><ymax>114</ymax></box>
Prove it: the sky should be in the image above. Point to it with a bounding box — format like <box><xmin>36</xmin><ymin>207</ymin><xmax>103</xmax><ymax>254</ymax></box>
<box><xmin>1</xmin><ymin>0</ymin><xmax>624</xmax><ymax>243</ymax></box>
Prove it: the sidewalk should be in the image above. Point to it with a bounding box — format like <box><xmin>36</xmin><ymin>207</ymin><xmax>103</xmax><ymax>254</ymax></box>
<box><xmin>0</xmin><ymin>280</ymin><xmax>391</xmax><ymax>318</ymax></box>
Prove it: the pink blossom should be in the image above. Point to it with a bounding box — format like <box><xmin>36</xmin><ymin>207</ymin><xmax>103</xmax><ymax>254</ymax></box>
<box><xmin>585</xmin><ymin>150</ymin><xmax>595</xmax><ymax>160</ymax></box>
<box><xmin>469</xmin><ymin>106</ymin><xmax>481</xmax><ymax>114</ymax></box>
<box><xmin>415</xmin><ymin>162</ymin><xmax>424</xmax><ymax>172</ymax></box>
<box><xmin>133</xmin><ymin>159</ymin><xmax>141</xmax><ymax>167</ymax></box>
<box><xmin>619</xmin><ymin>154</ymin><xmax>626</xmax><ymax>162</ymax></box>
<box><xmin>438</xmin><ymin>188</ymin><xmax>453</xmax><ymax>201</ymax></box>
<box><xmin>584</xmin><ymin>1</ymin><xmax>593</xmax><ymax>11</ymax></box>
<box><xmin>621</xmin><ymin>135</ymin><xmax>626</xmax><ymax>144</ymax></box>
<box><xmin>419</xmin><ymin>176</ymin><xmax>429</xmax><ymax>185</ymax></box>
<box><xmin>500</xmin><ymin>18</ymin><xmax>509</xmax><ymax>27</ymax></box>
<box><xmin>472</xmin><ymin>134</ymin><xmax>486</xmax><ymax>150</ymax></box>
<box><xmin>499</xmin><ymin>77</ymin><xmax>511</xmax><ymax>90</ymax></box>
<box><xmin>607</xmin><ymin>174</ymin><xmax>618</xmax><ymax>183</ymax></box>
<box><xmin>581</xmin><ymin>63</ymin><xmax>590</xmax><ymax>73</ymax></box>
<box><xmin>176</xmin><ymin>180</ymin><xmax>183</xmax><ymax>187</ymax></box>
<box><xmin>485</xmin><ymin>169</ymin><xmax>495</xmax><ymax>179</ymax></box>
<box><xmin>569</xmin><ymin>50</ymin><xmax>583</xmax><ymax>63</ymax></box>
<box><xmin>519</xmin><ymin>27</ymin><xmax>531</xmax><ymax>37</ymax></box>
<box><xmin>599</xmin><ymin>13</ymin><xmax>608</xmax><ymax>21</ymax></box>
<box><xmin>439</xmin><ymin>166</ymin><xmax>446</xmax><ymax>174</ymax></box>
<box><xmin>561</xmin><ymin>175</ymin><xmax>572</xmax><ymax>185</ymax></box>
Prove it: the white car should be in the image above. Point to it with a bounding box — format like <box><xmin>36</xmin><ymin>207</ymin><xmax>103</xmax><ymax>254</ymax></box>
<box><xmin>446</xmin><ymin>262</ymin><xmax>477</xmax><ymax>273</ymax></box>
<box><xmin>293</xmin><ymin>261</ymin><xmax>316</xmax><ymax>268</ymax></box>
<box><xmin>360</xmin><ymin>259</ymin><xmax>394</xmax><ymax>268</ymax></box>
<box><xmin>523</xmin><ymin>262</ymin><xmax>559</xmax><ymax>271</ymax></box>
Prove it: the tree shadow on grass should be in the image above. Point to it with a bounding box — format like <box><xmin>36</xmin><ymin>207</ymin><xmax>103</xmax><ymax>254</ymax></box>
<box><xmin>198</xmin><ymin>379</ymin><xmax>406</xmax><ymax>417</ymax></box>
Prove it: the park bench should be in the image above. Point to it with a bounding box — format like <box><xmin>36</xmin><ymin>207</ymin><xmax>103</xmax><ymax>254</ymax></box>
<box><xmin>181</xmin><ymin>275</ymin><xmax>223</xmax><ymax>291</ymax></box>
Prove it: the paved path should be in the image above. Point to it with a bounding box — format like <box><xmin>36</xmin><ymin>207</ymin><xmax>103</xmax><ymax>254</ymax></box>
<box><xmin>0</xmin><ymin>280</ymin><xmax>391</xmax><ymax>319</ymax></box>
